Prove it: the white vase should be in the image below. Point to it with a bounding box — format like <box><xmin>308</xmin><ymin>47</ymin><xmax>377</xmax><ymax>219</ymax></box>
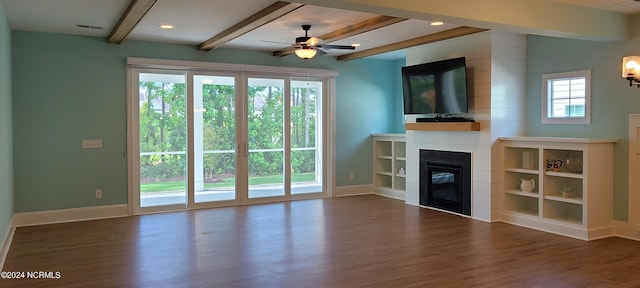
<box><xmin>520</xmin><ymin>178</ymin><xmax>535</xmax><ymax>193</ymax></box>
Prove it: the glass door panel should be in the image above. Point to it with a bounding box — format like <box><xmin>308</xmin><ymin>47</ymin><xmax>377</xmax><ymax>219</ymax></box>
<box><xmin>291</xmin><ymin>80</ymin><xmax>323</xmax><ymax>195</ymax></box>
<box><xmin>131</xmin><ymin>65</ymin><xmax>330</xmax><ymax>212</ymax></box>
<box><xmin>247</xmin><ymin>78</ymin><xmax>285</xmax><ymax>198</ymax></box>
<box><xmin>138</xmin><ymin>73</ymin><xmax>187</xmax><ymax>208</ymax></box>
<box><xmin>193</xmin><ymin>75</ymin><xmax>237</xmax><ymax>203</ymax></box>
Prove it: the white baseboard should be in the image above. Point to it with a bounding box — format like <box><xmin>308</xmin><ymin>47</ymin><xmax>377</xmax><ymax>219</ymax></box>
<box><xmin>333</xmin><ymin>184</ymin><xmax>373</xmax><ymax>197</ymax></box>
<box><xmin>613</xmin><ymin>220</ymin><xmax>640</xmax><ymax>241</ymax></box>
<box><xmin>373</xmin><ymin>187</ymin><xmax>405</xmax><ymax>201</ymax></box>
<box><xmin>13</xmin><ymin>204</ymin><xmax>130</xmax><ymax>227</ymax></box>
<box><xmin>0</xmin><ymin>216</ymin><xmax>15</xmax><ymax>270</ymax></box>
<box><xmin>500</xmin><ymin>211</ymin><xmax>615</xmax><ymax>241</ymax></box>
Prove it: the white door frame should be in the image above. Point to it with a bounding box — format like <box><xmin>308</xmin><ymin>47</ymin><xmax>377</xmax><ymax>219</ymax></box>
<box><xmin>628</xmin><ymin>115</ymin><xmax>640</xmax><ymax>233</ymax></box>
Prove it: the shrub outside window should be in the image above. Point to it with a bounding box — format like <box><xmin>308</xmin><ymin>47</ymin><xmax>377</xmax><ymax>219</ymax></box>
<box><xmin>541</xmin><ymin>70</ymin><xmax>591</xmax><ymax>124</ymax></box>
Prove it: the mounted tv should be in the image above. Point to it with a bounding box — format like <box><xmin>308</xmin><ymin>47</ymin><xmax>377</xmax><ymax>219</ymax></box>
<box><xmin>402</xmin><ymin>57</ymin><xmax>469</xmax><ymax>117</ymax></box>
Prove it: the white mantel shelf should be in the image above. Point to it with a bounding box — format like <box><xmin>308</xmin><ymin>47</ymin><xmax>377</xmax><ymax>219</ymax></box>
<box><xmin>405</xmin><ymin>122</ymin><xmax>480</xmax><ymax>131</ymax></box>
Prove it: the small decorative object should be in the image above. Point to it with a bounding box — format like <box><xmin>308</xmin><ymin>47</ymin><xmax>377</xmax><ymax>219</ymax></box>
<box><xmin>522</xmin><ymin>151</ymin><xmax>534</xmax><ymax>169</ymax></box>
<box><xmin>546</xmin><ymin>159</ymin><xmax>563</xmax><ymax>172</ymax></box>
<box><xmin>520</xmin><ymin>178</ymin><xmax>535</xmax><ymax>193</ymax></box>
<box><xmin>565</xmin><ymin>158</ymin><xmax>582</xmax><ymax>173</ymax></box>
<box><xmin>398</xmin><ymin>168</ymin><xmax>405</xmax><ymax>175</ymax></box>
<box><xmin>561</xmin><ymin>187</ymin><xmax>573</xmax><ymax>198</ymax></box>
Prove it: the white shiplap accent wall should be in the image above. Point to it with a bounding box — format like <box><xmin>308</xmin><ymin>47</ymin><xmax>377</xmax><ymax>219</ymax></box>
<box><xmin>404</xmin><ymin>31</ymin><xmax>526</xmax><ymax>222</ymax></box>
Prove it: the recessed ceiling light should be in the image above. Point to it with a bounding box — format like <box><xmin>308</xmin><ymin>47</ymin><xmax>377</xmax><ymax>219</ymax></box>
<box><xmin>430</xmin><ymin>21</ymin><xmax>444</xmax><ymax>26</ymax></box>
<box><xmin>352</xmin><ymin>43</ymin><xmax>361</xmax><ymax>47</ymax></box>
<box><xmin>159</xmin><ymin>24</ymin><xmax>174</xmax><ymax>29</ymax></box>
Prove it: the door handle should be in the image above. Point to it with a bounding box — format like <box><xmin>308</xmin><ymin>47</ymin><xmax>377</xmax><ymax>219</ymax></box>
<box><xmin>236</xmin><ymin>143</ymin><xmax>248</xmax><ymax>157</ymax></box>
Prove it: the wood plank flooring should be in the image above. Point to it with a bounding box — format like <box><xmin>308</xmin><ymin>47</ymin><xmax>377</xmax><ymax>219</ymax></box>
<box><xmin>2</xmin><ymin>195</ymin><xmax>640</xmax><ymax>288</ymax></box>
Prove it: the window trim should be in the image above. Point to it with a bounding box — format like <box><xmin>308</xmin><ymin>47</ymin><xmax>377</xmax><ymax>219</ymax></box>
<box><xmin>541</xmin><ymin>70</ymin><xmax>591</xmax><ymax>124</ymax></box>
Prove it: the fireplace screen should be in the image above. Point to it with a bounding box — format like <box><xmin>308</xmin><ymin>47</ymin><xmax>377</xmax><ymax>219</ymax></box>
<box><xmin>430</xmin><ymin>166</ymin><xmax>460</xmax><ymax>202</ymax></box>
<box><xmin>427</xmin><ymin>165</ymin><xmax>462</xmax><ymax>212</ymax></box>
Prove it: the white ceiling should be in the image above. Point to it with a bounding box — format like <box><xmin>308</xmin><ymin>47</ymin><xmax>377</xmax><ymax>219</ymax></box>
<box><xmin>1</xmin><ymin>0</ymin><xmax>640</xmax><ymax>60</ymax></box>
<box><xmin>555</xmin><ymin>0</ymin><xmax>640</xmax><ymax>13</ymax></box>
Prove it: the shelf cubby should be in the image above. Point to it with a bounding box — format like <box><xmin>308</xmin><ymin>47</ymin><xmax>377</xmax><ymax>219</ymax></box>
<box><xmin>504</xmin><ymin>171</ymin><xmax>540</xmax><ymax>194</ymax></box>
<box><xmin>504</xmin><ymin>193</ymin><xmax>539</xmax><ymax>216</ymax></box>
<box><xmin>543</xmin><ymin>200</ymin><xmax>583</xmax><ymax>225</ymax></box>
<box><xmin>375</xmin><ymin>140</ymin><xmax>392</xmax><ymax>158</ymax></box>
<box><xmin>374</xmin><ymin>173</ymin><xmax>393</xmax><ymax>189</ymax></box>
<box><xmin>504</xmin><ymin>147</ymin><xmax>539</xmax><ymax>171</ymax></box>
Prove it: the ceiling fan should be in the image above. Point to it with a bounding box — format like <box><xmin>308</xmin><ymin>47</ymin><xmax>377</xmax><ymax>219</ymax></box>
<box><xmin>290</xmin><ymin>24</ymin><xmax>356</xmax><ymax>59</ymax></box>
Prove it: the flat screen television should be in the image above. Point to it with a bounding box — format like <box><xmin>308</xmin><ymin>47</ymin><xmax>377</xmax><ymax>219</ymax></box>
<box><xmin>401</xmin><ymin>57</ymin><xmax>468</xmax><ymax>116</ymax></box>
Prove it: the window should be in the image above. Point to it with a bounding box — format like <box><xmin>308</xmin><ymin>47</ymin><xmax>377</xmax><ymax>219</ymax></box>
<box><xmin>542</xmin><ymin>70</ymin><xmax>591</xmax><ymax>124</ymax></box>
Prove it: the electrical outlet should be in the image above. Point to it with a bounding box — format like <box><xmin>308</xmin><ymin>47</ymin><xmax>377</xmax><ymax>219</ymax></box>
<box><xmin>82</xmin><ymin>139</ymin><xmax>102</xmax><ymax>149</ymax></box>
<box><xmin>349</xmin><ymin>172</ymin><xmax>354</xmax><ymax>180</ymax></box>
<box><xmin>95</xmin><ymin>189</ymin><xmax>102</xmax><ymax>199</ymax></box>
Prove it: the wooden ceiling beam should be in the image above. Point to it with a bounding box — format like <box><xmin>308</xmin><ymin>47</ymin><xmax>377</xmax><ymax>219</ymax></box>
<box><xmin>107</xmin><ymin>0</ymin><xmax>158</xmax><ymax>44</ymax></box>
<box><xmin>199</xmin><ymin>1</ymin><xmax>304</xmax><ymax>51</ymax></box>
<box><xmin>318</xmin><ymin>15</ymin><xmax>406</xmax><ymax>43</ymax></box>
<box><xmin>337</xmin><ymin>26</ymin><xmax>488</xmax><ymax>61</ymax></box>
<box><xmin>273</xmin><ymin>15</ymin><xmax>406</xmax><ymax>57</ymax></box>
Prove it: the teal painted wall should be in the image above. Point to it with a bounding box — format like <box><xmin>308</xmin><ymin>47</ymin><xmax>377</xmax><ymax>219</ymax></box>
<box><xmin>333</xmin><ymin>58</ymin><xmax>406</xmax><ymax>184</ymax></box>
<box><xmin>334</xmin><ymin>59</ymin><xmax>398</xmax><ymax>184</ymax></box>
<box><xmin>0</xmin><ymin>3</ymin><xmax>13</xmax><ymax>241</ymax></box>
<box><xmin>393</xmin><ymin>59</ymin><xmax>406</xmax><ymax>133</ymax></box>
<box><xmin>11</xmin><ymin>30</ymin><xmax>398</xmax><ymax>212</ymax></box>
<box><xmin>526</xmin><ymin>34</ymin><xmax>640</xmax><ymax>221</ymax></box>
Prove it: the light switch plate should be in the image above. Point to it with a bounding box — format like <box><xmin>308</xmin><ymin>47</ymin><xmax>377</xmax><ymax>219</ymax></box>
<box><xmin>82</xmin><ymin>139</ymin><xmax>102</xmax><ymax>149</ymax></box>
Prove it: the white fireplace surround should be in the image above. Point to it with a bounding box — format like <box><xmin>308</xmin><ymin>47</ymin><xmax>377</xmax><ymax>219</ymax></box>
<box><xmin>402</xmin><ymin>31</ymin><xmax>527</xmax><ymax>222</ymax></box>
<box><xmin>405</xmin><ymin>131</ymin><xmax>494</xmax><ymax>221</ymax></box>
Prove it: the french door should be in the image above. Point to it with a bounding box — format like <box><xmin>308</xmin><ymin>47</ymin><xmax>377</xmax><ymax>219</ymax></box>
<box><xmin>129</xmin><ymin>67</ymin><xmax>327</xmax><ymax>213</ymax></box>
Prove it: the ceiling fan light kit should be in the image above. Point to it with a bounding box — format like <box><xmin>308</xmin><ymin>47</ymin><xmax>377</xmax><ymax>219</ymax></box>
<box><xmin>295</xmin><ymin>48</ymin><xmax>318</xmax><ymax>59</ymax></box>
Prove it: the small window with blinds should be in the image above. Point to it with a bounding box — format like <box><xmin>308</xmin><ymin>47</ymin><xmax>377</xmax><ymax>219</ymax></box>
<box><xmin>542</xmin><ymin>70</ymin><xmax>591</xmax><ymax>124</ymax></box>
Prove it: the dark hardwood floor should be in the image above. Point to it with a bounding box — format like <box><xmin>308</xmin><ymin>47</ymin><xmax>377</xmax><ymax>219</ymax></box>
<box><xmin>2</xmin><ymin>195</ymin><xmax>640</xmax><ymax>288</ymax></box>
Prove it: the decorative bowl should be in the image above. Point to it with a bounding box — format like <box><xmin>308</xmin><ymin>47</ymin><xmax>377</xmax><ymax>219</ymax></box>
<box><xmin>565</xmin><ymin>158</ymin><xmax>582</xmax><ymax>173</ymax></box>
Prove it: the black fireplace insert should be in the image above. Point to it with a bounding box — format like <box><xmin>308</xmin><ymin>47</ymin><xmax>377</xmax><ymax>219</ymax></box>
<box><xmin>419</xmin><ymin>149</ymin><xmax>471</xmax><ymax>216</ymax></box>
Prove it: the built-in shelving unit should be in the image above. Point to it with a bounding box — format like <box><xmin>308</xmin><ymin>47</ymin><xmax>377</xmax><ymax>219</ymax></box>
<box><xmin>405</xmin><ymin>122</ymin><xmax>480</xmax><ymax>131</ymax></box>
<box><xmin>499</xmin><ymin>137</ymin><xmax>616</xmax><ymax>240</ymax></box>
<box><xmin>372</xmin><ymin>134</ymin><xmax>406</xmax><ymax>200</ymax></box>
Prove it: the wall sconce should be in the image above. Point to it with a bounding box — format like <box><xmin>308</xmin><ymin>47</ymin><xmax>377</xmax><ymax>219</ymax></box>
<box><xmin>294</xmin><ymin>48</ymin><xmax>317</xmax><ymax>59</ymax></box>
<box><xmin>622</xmin><ymin>56</ymin><xmax>640</xmax><ymax>87</ymax></box>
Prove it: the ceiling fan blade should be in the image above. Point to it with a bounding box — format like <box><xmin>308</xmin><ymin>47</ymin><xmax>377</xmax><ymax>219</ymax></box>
<box><xmin>272</xmin><ymin>45</ymin><xmax>298</xmax><ymax>57</ymax></box>
<box><xmin>315</xmin><ymin>44</ymin><xmax>356</xmax><ymax>50</ymax></box>
<box><xmin>315</xmin><ymin>48</ymin><xmax>327</xmax><ymax>55</ymax></box>
<box><xmin>261</xmin><ymin>39</ymin><xmax>292</xmax><ymax>45</ymax></box>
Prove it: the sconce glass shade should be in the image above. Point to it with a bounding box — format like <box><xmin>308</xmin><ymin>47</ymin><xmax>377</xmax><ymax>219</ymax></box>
<box><xmin>623</xmin><ymin>56</ymin><xmax>640</xmax><ymax>87</ymax></box>
<box><xmin>295</xmin><ymin>48</ymin><xmax>317</xmax><ymax>59</ymax></box>
<box><xmin>622</xmin><ymin>56</ymin><xmax>640</xmax><ymax>77</ymax></box>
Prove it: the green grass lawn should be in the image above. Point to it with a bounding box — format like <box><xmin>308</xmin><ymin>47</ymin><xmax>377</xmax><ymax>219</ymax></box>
<box><xmin>140</xmin><ymin>173</ymin><xmax>316</xmax><ymax>192</ymax></box>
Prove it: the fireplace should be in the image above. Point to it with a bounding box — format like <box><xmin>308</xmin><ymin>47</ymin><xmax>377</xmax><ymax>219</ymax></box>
<box><xmin>419</xmin><ymin>149</ymin><xmax>471</xmax><ymax>216</ymax></box>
